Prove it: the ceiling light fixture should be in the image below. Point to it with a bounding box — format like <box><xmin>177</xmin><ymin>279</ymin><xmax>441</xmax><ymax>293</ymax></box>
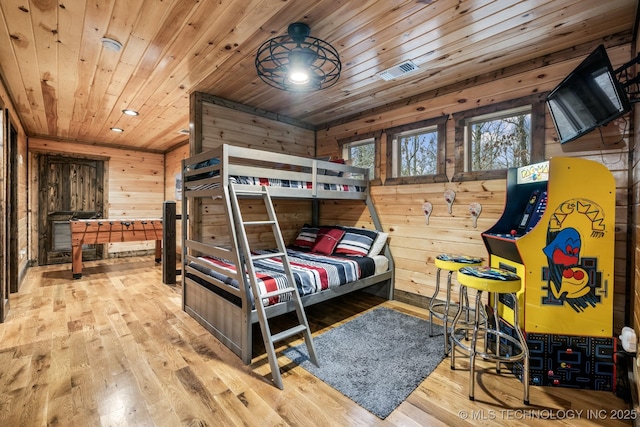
<box><xmin>101</xmin><ymin>37</ymin><xmax>122</xmax><ymax>52</ymax></box>
<box><xmin>255</xmin><ymin>22</ymin><xmax>341</xmax><ymax>92</ymax></box>
<box><xmin>110</xmin><ymin>127</ymin><xmax>124</xmax><ymax>132</ymax></box>
<box><xmin>122</xmin><ymin>109</ymin><xmax>139</xmax><ymax>116</ymax></box>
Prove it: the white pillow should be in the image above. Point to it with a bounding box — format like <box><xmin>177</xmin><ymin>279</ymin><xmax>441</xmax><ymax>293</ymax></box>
<box><xmin>367</xmin><ymin>232</ymin><xmax>388</xmax><ymax>256</ymax></box>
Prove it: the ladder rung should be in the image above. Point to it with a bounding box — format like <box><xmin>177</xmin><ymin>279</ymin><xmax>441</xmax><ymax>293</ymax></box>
<box><xmin>270</xmin><ymin>324</ymin><xmax>308</xmax><ymax>343</ymax></box>
<box><xmin>261</xmin><ymin>286</ymin><xmax>296</xmax><ymax>299</ymax></box>
<box><xmin>252</xmin><ymin>252</ymin><xmax>285</xmax><ymax>261</ymax></box>
<box><xmin>243</xmin><ymin>220</ymin><xmax>276</xmax><ymax>226</ymax></box>
<box><xmin>233</xmin><ymin>188</ymin><xmax>267</xmax><ymax>195</ymax></box>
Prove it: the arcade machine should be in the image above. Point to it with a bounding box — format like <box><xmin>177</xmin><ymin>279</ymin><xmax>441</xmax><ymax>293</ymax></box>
<box><xmin>482</xmin><ymin>157</ymin><xmax>616</xmax><ymax>390</ymax></box>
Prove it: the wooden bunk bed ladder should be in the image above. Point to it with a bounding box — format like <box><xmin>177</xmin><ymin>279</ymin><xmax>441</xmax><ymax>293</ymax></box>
<box><xmin>228</xmin><ymin>184</ymin><xmax>319</xmax><ymax>389</ymax></box>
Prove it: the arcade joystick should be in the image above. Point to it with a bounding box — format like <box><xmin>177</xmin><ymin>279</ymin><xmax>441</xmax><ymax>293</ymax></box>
<box><xmin>510</xmin><ymin>230</ymin><xmax>517</xmax><ymax>237</ymax></box>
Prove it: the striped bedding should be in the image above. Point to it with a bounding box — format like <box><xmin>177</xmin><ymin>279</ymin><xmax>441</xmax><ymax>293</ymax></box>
<box><xmin>189</xmin><ymin>248</ymin><xmax>375</xmax><ymax>307</ymax></box>
<box><xmin>232</xmin><ymin>176</ymin><xmax>365</xmax><ymax>192</ymax></box>
<box><xmin>187</xmin><ymin>174</ymin><xmax>365</xmax><ymax>193</ymax></box>
<box><xmin>184</xmin><ymin>160</ymin><xmax>365</xmax><ymax>192</ymax></box>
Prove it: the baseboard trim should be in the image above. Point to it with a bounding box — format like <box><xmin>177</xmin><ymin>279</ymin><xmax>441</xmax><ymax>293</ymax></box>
<box><xmin>393</xmin><ymin>289</ymin><xmax>430</xmax><ymax>310</ymax></box>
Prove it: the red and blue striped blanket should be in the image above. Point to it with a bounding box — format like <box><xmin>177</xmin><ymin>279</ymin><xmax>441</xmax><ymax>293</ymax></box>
<box><xmin>191</xmin><ymin>248</ymin><xmax>375</xmax><ymax>307</ymax></box>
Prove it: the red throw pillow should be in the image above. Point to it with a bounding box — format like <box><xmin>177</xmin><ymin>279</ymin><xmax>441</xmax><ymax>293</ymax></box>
<box><xmin>311</xmin><ymin>227</ymin><xmax>345</xmax><ymax>255</ymax></box>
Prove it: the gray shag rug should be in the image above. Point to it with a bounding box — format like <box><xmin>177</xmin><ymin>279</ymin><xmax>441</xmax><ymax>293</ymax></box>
<box><xmin>283</xmin><ymin>307</ymin><xmax>445</xmax><ymax>419</ymax></box>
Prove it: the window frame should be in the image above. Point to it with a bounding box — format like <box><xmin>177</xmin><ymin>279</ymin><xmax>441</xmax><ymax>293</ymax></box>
<box><xmin>385</xmin><ymin>115</ymin><xmax>448</xmax><ymax>185</ymax></box>
<box><xmin>452</xmin><ymin>93</ymin><xmax>546</xmax><ymax>182</ymax></box>
<box><xmin>338</xmin><ymin>131</ymin><xmax>381</xmax><ymax>184</ymax></box>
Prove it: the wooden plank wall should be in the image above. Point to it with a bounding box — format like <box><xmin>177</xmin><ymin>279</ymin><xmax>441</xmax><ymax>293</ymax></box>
<box><xmin>316</xmin><ymin>41</ymin><xmax>633</xmax><ymax>333</ymax></box>
<box><xmin>195</xmin><ymin>94</ymin><xmax>316</xmax><ymax>157</ymax></box>
<box><xmin>28</xmin><ymin>138</ymin><xmax>165</xmax><ymax>259</ymax></box>
<box><xmin>192</xmin><ymin>94</ymin><xmax>316</xmax><ymax>249</ymax></box>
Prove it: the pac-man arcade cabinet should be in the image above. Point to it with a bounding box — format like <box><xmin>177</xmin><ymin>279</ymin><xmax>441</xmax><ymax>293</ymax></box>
<box><xmin>482</xmin><ymin>157</ymin><xmax>616</xmax><ymax>390</ymax></box>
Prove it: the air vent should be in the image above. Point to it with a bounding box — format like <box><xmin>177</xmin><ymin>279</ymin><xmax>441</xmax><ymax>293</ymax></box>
<box><xmin>377</xmin><ymin>60</ymin><xmax>419</xmax><ymax>81</ymax></box>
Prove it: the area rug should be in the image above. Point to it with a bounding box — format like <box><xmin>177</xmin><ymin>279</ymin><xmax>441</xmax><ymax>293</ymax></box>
<box><xmin>283</xmin><ymin>307</ymin><xmax>445</xmax><ymax>419</ymax></box>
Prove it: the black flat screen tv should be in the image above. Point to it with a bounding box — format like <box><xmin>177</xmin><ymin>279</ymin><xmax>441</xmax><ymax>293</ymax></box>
<box><xmin>546</xmin><ymin>44</ymin><xmax>631</xmax><ymax>144</ymax></box>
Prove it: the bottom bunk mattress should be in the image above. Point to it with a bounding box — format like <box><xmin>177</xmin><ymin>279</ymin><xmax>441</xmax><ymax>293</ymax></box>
<box><xmin>188</xmin><ymin>248</ymin><xmax>388</xmax><ymax>307</ymax></box>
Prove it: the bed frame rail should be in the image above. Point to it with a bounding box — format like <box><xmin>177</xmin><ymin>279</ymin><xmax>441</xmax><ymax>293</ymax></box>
<box><xmin>183</xmin><ymin>144</ymin><xmax>369</xmax><ymax>200</ymax></box>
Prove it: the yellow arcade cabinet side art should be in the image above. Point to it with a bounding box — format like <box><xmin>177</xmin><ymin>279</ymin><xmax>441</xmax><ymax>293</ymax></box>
<box><xmin>482</xmin><ymin>157</ymin><xmax>615</xmax><ymax>337</ymax></box>
<box><xmin>519</xmin><ymin>157</ymin><xmax>615</xmax><ymax>337</ymax></box>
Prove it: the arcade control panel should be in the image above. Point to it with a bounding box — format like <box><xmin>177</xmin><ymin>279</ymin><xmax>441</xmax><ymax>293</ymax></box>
<box><xmin>490</xmin><ymin>190</ymin><xmax>547</xmax><ymax>239</ymax></box>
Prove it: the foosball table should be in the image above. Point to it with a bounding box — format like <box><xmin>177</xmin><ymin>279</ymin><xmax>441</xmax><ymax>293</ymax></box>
<box><xmin>70</xmin><ymin>218</ymin><xmax>163</xmax><ymax>278</ymax></box>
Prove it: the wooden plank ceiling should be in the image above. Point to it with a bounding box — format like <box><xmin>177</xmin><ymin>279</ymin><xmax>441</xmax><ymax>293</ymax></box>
<box><xmin>0</xmin><ymin>0</ymin><xmax>636</xmax><ymax>152</ymax></box>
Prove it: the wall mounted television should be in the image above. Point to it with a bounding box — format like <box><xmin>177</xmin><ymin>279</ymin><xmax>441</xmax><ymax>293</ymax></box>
<box><xmin>546</xmin><ymin>44</ymin><xmax>631</xmax><ymax>144</ymax></box>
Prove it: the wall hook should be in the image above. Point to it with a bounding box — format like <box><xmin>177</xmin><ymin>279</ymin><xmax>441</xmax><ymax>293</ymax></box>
<box><xmin>469</xmin><ymin>202</ymin><xmax>482</xmax><ymax>228</ymax></box>
<box><xmin>422</xmin><ymin>201</ymin><xmax>433</xmax><ymax>225</ymax></box>
<box><xmin>444</xmin><ymin>190</ymin><xmax>456</xmax><ymax>214</ymax></box>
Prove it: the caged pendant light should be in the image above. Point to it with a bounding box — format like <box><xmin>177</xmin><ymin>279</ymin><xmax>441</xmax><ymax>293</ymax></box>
<box><xmin>255</xmin><ymin>22</ymin><xmax>341</xmax><ymax>92</ymax></box>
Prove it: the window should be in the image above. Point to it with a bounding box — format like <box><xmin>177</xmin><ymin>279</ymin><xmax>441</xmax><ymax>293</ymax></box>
<box><xmin>453</xmin><ymin>94</ymin><xmax>546</xmax><ymax>182</ymax></box>
<box><xmin>385</xmin><ymin>116</ymin><xmax>448</xmax><ymax>184</ymax></box>
<box><xmin>466</xmin><ymin>106</ymin><xmax>531</xmax><ymax>171</ymax></box>
<box><xmin>394</xmin><ymin>126</ymin><xmax>439</xmax><ymax>176</ymax></box>
<box><xmin>343</xmin><ymin>138</ymin><xmax>375</xmax><ymax>180</ymax></box>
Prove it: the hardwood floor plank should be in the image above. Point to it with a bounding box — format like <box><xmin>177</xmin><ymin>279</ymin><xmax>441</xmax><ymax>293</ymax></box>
<box><xmin>229</xmin><ymin>387</ymin><xmax>288</xmax><ymax>426</ymax></box>
<box><xmin>0</xmin><ymin>388</ymin><xmax>22</xmax><ymax>426</ymax></box>
<box><xmin>387</xmin><ymin>400</ymin><xmax>450</xmax><ymax>427</ymax></box>
<box><xmin>0</xmin><ymin>256</ymin><xmax>632</xmax><ymax>426</ymax></box>
<box><xmin>19</xmin><ymin>342</ymin><xmax>50</xmax><ymax>427</ymax></box>
<box><xmin>3</xmin><ymin>354</ymin><xmax>31</xmax><ymax>392</ymax></box>
<box><xmin>46</xmin><ymin>384</ymin><xmax>75</xmax><ymax>426</ymax></box>
<box><xmin>70</xmin><ymin>365</ymin><xmax>100</xmax><ymax>423</ymax></box>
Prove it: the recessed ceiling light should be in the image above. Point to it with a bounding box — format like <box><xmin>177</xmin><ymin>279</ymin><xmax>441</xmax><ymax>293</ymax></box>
<box><xmin>101</xmin><ymin>37</ymin><xmax>122</xmax><ymax>52</ymax></box>
<box><xmin>110</xmin><ymin>127</ymin><xmax>124</xmax><ymax>132</ymax></box>
<box><xmin>122</xmin><ymin>109</ymin><xmax>138</xmax><ymax>116</ymax></box>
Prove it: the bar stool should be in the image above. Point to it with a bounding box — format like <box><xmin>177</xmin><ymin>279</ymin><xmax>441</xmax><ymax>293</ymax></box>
<box><xmin>450</xmin><ymin>265</ymin><xmax>529</xmax><ymax>404</ymax></box>
<box><xmin>429</xmin><ymin>254</ymin><xmax>483</xmax><ymax>355</ymax></box>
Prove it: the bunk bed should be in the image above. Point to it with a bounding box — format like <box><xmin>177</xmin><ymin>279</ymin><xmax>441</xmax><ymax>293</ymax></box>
<box><xmin>181</xmin><ymin>144</ymin><xmax>394</xmax><ymax>367</ymax></box>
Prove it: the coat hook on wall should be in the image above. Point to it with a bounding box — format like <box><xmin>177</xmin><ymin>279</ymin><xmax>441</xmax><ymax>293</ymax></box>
<box><xmin>469</xmin><ymin>202</ymin><xmax>482</xmax><ymax>228</ymax></box>
<box><xmin>422</xmin><ymin>201</ymin><xmax>433</xmax><ymax>225</ymax></box>
<box><xmin>444</xmin><ymin>190</ymin><xmax>456</xmax><ymax>214</ymax></box>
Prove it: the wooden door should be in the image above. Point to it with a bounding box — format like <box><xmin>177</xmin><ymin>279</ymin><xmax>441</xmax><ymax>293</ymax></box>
<box><xmin>38</xmin><ymin>155</ymin><xmax>105</xmax><ymax>265</ymax></box>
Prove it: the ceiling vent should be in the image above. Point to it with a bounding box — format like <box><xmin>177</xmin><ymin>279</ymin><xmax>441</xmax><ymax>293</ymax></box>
<box><xmin>377</xmin><ymin>60</ymin><xmax>419</xmax><ymax>81</ymax></box>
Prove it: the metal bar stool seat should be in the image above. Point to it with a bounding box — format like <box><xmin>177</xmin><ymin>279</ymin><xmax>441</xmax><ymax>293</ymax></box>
<box><xmin>429</xmin><ymin>254</ymin><xmax>483</xmax><ymax>355</ymax></box>
<box><xmin>450</xmin><ymin>265</ymin><xmax>530</xmax><ymax>404</ymax></box>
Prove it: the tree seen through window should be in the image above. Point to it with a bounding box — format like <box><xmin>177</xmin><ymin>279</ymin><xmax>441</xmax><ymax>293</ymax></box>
<box><xmin>468</xmin><ymin>111</ymin><xmax>531</xmax><ymax>171</ymax></box>
<box><xmin>345</xmin><ymin>139</ymin><xmax>375</xmax><ymax>179</ymax></box>
<box><xmin>399</xmin><ymin>130</ymin><xmax>438</xmax><ymax>176</ymax></box>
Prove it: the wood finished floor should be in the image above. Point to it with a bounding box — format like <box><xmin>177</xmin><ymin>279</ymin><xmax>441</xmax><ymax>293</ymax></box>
<box><xmin>0</xmin><ymin>256</ymin><xmax>633</xmax><ymax>426</ymax></box>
